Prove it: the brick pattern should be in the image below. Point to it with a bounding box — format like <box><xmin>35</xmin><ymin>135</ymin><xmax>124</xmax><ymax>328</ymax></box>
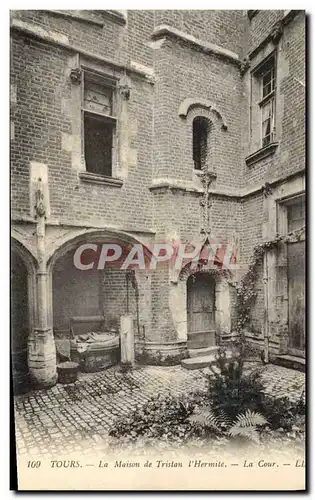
<box><xmin>10</xmin><ymin>31</ymin><xmax>154</xmax><ymax>228</ymax></box>
<box><xmin>248</xmin><ymin>10</ymin><xmax>284</xmax><ymax>53</ymax></box>
<box><xmin>154</xmin><ymin>10</ymin><xmax>247</xmax><ymax>55</ymax></box>
<box><xmin>153</xmin><ymin>39</ymin><xmax>244</xmax><ymax>189</ymax></box>
<box><xmin>10</xmin><ymin>10</ymin><xmax>305</xmax><ymax>345</ymax></box>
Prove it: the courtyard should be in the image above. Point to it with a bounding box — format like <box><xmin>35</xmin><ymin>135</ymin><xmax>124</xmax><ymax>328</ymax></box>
<box><xmin>14</xmin><ymin>363</ymin><xmax>305</xmax><ymax>459</ymax></box>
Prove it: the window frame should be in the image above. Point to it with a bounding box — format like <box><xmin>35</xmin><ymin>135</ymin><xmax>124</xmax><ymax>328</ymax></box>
<box><xmin>277</xmin><ymin>193</ymin><xmax>306</xmax><ymax>236</ymax></box>
<box><xmin>81</xmin><ymin>70</ymin><xmax>118</xmax><ymax>178</ymax></box>
<box><xmin>255</xmin><ymin>53</ymin><xmax>277</xmax><ymax>148</ymax></box>
<box><xmin>192</xmin><ymin>116</ymin><xmax>211</xmax><ymax>172</ymax></box>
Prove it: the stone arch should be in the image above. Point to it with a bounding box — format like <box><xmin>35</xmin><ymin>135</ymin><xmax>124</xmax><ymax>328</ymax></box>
<box><xmin>11</xmin><ymin>237</ymin><xmax>37</xmax><ymax>393</ymax></box>
<box><xmin>47</xmin><ymin>229</ymin><xmax>153</xmax><ymax>347</ymax></box>
<box><xmin>46</xmin><ymin>228</ymin><xmax>153</xmax><ymax>269</ymax></box>
<box><xmin>178</xmin><ymin>100</ymin><xmax>227</xmax><ymax>177</ymax></box>
<box><xmin>11</xmin><ymin>228</ymin><xmax>38</xmax><ymax>266</ymax></box>
<box><xmin>178</xmin><ymin>98</ymin><xmax>228</xmax><ymax>130</ymax></box>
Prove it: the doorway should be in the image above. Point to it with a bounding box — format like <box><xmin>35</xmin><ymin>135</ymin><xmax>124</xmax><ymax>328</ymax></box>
<box><xmin>11</xmin><ymin>250</ymin><xmax>30</xmax><ymax>393</ymax></box>
<box><xmin>287</xmin><ymin>240</ymin><xmax>305</xmax><ymax>356</ymax></box>
<box><xmin>187</xmin><ymin>273</ymin><xmax>216</xmax><ymax>349</ymax></box>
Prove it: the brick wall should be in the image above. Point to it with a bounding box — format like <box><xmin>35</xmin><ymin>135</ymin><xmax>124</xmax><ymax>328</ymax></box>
<box><xmin>152</xmin><ymin>37</ymin><xmax>244</xmax><ymax>189</ymax></box>
<box><xmin>240</xmin><ymin>11</ymin><xmax>305</xmax><ymax>337</ymax></box>
<box><xmin>52</xmin><ymin>251</ymin><xmax>140</xmax><ymax>336</ymax></box>
<box><xmin>243</xmin><ymin>11</ymin><xmax>305</xmax><ymax>189</ymax></box>
<box><xmin>10</xmin><ymin>10</ymin><xmax>305</xmax><ymax>347</ymax></box>
<box><xmin>10</xmin><ymin>17</ymin><xmax>154</xmax><ymax>228</ymax></box>
<box><xmin>154</xmin><ymin>10</ymin><xmax>247</xmax><ymax>55</ymax></box>
<box><xmin>248</xmin><ymin>10</ymin><xmax>284</xmax><ymax>52</ymax></box>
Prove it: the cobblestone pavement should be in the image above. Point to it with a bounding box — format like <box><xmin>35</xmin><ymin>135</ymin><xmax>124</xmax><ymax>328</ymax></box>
<box><xmin>14</xmin><ymin>364</ymin><xmax>305</xmax><ymax>458</ymax></box>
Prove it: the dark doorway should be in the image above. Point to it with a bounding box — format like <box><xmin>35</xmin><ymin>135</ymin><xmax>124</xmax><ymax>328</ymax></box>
<box><xmin>11</xmin><ymin>251</ymin><xmax>30</xmax><ymax>394</ymax></box>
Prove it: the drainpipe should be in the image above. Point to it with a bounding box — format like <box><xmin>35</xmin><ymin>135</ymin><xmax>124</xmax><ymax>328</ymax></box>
<box><xmin>263</xmin><ymin>251</ymin><xmax>269</xmax><ymax>363</ymax></box>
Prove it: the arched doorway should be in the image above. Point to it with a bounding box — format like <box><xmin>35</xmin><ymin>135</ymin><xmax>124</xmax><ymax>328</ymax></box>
<box><xmin>11</xmin><ymin>249</ymin><xmax>30</xmax><ymax>394</ymax></box>
<box><xmin>49</xmin><ymin>231</ymin><xmax>153</xmax><ymax>371</ymax></box>
<box><xmin>187</xmin><ymin>272</ymin><xmax>216</xmax><ymax>349</ymax></box>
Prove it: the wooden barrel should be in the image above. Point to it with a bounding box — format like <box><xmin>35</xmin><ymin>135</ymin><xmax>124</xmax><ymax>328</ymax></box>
<box><xmin>28</xmin><ymin>331</ymin><xmax>57</xmax><ymax>388</ymax></box>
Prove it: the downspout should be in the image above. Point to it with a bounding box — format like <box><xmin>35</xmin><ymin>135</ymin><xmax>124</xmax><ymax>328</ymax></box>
<box><xmin>263</xmin><ymin>250</ymin><xmax>269</xmax><ymax>363</ymax></box>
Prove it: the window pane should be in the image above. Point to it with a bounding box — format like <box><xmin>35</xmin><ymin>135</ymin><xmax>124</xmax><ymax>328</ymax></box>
<box><xmin>84</xmin><ymin>114</ymin><xmax>113</xmax><ymax>176</ymax></box>
<box><xmin>262</xmin><ymin>101</ymin><xmax>272</xmax><ymax>121</ymax></box>
<box><xmin>193</xmin><ymin>117</ymin><xmax>210</xmax><ymax>170</ymax></box>
<box><xmin>262</xmin><ymin>64</ymin><xmax>275</xmax><ymax>97</ymax></box>
<box><xmin>261</xmin><ymin>99</ymin><xmax>275</xmax><ymax>146</ymax></box>
<box><xmin>287</xmin><ymin>198</ymin><xmax>306</xmax><ymax>232</ymax></box>
<box><xmin>84</xmin><ymin>80</ymin><xmax>113</xmax><ymax>115</ymax></box>
<box><xmin>262</xmin><ymin>118</ymin><xmax>271</xmax><ymax>138</ymax></box>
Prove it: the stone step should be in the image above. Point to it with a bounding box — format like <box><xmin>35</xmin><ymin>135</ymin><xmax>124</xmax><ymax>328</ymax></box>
<box><xmin>181</xmin><ymin>354</ymin><xmax>218</xmax><ymax>370</ymax></box>
<box><xmin>188</xmin><ymin>346</ymin><xmax>220</xmax><ymax>358</ymax></box>
<box><xmin>274</xmin><ymin>355</ymin><xmax>305</xmax><ymax>372</ymax></box>
<box><xmin>181</xmin><ymin>350</ymin><xmax>235</xmax><ymax>370</ymax></box>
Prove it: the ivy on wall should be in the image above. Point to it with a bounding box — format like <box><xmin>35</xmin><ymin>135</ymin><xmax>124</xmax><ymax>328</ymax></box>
<box><xmin>235</xmin><ymin>227</ymin><xmax>305</xmax><ymax>335</ymax></box>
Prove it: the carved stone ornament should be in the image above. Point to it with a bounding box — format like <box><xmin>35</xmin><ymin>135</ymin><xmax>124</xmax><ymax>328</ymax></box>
<box><xmin>119</xmin><ymin>74</ymin><xmax>132</xmax><ymax>100</ymax></box>
<box><xmin>270</xmin><ymin>20</ymin><xmax>283</xmax><ymax>44</ymax></box>
<box><xmin>35</xmin><ymin>179</ymin><xmax>46</xmax><ymax>217</ymax></box>
<box><xmin>199</xmin><ymin>171</ymin><xmax>217</xmax><ymax>235</ymax></box>
<box><xmin>262</xmin><ymin>182</ymin><xmax>273</xmax><ymax>198</ymax></box>
<box><xmin>240</xmin><ymin>56</ymin><xmax>250</xmax><ymax>76</ymax></box>
<box><xmin>70</xmin><ymin>68</ymin><xmax>82</xmax><ymax>85</ymax></box>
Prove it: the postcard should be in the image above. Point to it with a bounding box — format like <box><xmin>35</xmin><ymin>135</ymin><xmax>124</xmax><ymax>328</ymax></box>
<box><xmin>10</xmin><ymin>8</ymin><xmax>306</xmax><ymax>491</ymax></box>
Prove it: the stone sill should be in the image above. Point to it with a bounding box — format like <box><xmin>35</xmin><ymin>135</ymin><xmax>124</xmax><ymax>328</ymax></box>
<box><xmin>79</xmin><ymin>172</ymin><xmax>123</xmax><ymax>187</ymax></box>
<box><xmin>43</xmin><ymin>10</ymin><xmax>105</xmax><ymax>27</ymax></box>
<box><xmin>245</xmin><ymin>142</ymin><xmax>279</xmax><ymax>167</ymax></box>
<box><xmin>149</xmin><ymin>179</ymin><xmax>202</xmax><ymax>194</ymax></box>
<box><xmin>151</xmin><ymin>25</ymin><xmax>240</xmax><ymax>66</ymax></box>
<box><xmin>100</xmin><ymin>10</ymin><xmax>127</xmax><ymax>25</ymax></box>
<box><xmin>43</xmin><ymin>10</ymin><xmax>127</xmax><ymax>27</ymax></box>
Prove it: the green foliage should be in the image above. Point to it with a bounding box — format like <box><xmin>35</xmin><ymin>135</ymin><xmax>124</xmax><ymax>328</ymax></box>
<box><xmin>108</xmin><ymin>350</ymin><xmax>305</xmax><ymax>452</ymax></box>
<box><xmin>235</xmin><ymin>228</ymin><xmax>305</xmax><ymax>334</ymax></box>
<box><xmin>228</xmin><ymin>410</ymin><xmax>268</xmax><ymax>444</ymax></box>
<box><xmin>189</xmin><ymin>406</ymin><xmax>267</xmax><ymax>444</ymax></box>
<box><xmin>235</xmin><ymin>235</ymin><xmax>283</xmax><ymax>333</ymax></box>
<box><xmin>208</xmin><ymin>351</ymin><xmax>265</xmax><ymax>420</ymax></box>
<box><xmin>108</xmin><ymin>392</ymin><xmax>208</xmax><ymax>445</ymax></box>
<box><xmin>188</xmin><ymin>406</ymin><xmax>230</xmax><ymax>432</ymax></box>
<box><xmin>260</xmin><ymin>394</ymin><xmax>305</xmax><ymax>431</ymax></box>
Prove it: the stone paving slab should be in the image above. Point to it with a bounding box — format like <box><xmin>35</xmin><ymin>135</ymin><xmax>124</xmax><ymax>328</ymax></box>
<box><xmin>13</xmin><ymin>364</ymin><xmax>305</xmax><ymax>458</ymax></box>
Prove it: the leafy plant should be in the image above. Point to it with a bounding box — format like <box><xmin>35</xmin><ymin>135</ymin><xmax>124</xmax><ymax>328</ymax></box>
<box><xmin>108</xmin><ymin>391</ymin><xmax>208</xmax><ymax>444</ymax></box>
<box><xmin>207</xmin><ymin>350</ymin><xmax>265</xmax><ymax>419</ymax></box>
<box><xmin>188</xmin><ymin>406</ymin><xmax>267</xmax><ymax>444</ymax></box>
<box><xmin>260</xmin><ymin>393</ymin><xmax>305</xmax><ymax>431</ymax></box>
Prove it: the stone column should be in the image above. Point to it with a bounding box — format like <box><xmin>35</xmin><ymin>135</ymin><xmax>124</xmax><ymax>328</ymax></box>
<box><xmin>120</xmin><ymin>315</ymin><xmax>135</xmax><ymax>365</ymax></box>
<box><xmin>28</xmin><ymin>177</ymin><xmax>57</xmax><ymax>388</ymax></box>
<box><xmin>215</xmin><ymin>279</ymin><xmax>231</xmax><ymax>336</ymax></box>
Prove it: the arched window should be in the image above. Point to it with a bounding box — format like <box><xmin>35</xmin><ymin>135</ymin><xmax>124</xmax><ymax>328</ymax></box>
<box><xmin>192</xmin><ymin>117</ymin><xmax>211</xmax><ymax>170</ymax></box>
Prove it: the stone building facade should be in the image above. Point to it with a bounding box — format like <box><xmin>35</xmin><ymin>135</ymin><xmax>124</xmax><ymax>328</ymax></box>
<box><xmin>10</xmin><ymin>10</ymin><xmax>305</xmax><ymax>389</ymax></box>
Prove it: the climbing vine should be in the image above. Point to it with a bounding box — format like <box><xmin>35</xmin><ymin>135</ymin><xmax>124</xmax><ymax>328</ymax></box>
<box><xmin>235</xmin><ymin>227</ymin><xmax>305</xmax><ymax>335</ymax></box>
